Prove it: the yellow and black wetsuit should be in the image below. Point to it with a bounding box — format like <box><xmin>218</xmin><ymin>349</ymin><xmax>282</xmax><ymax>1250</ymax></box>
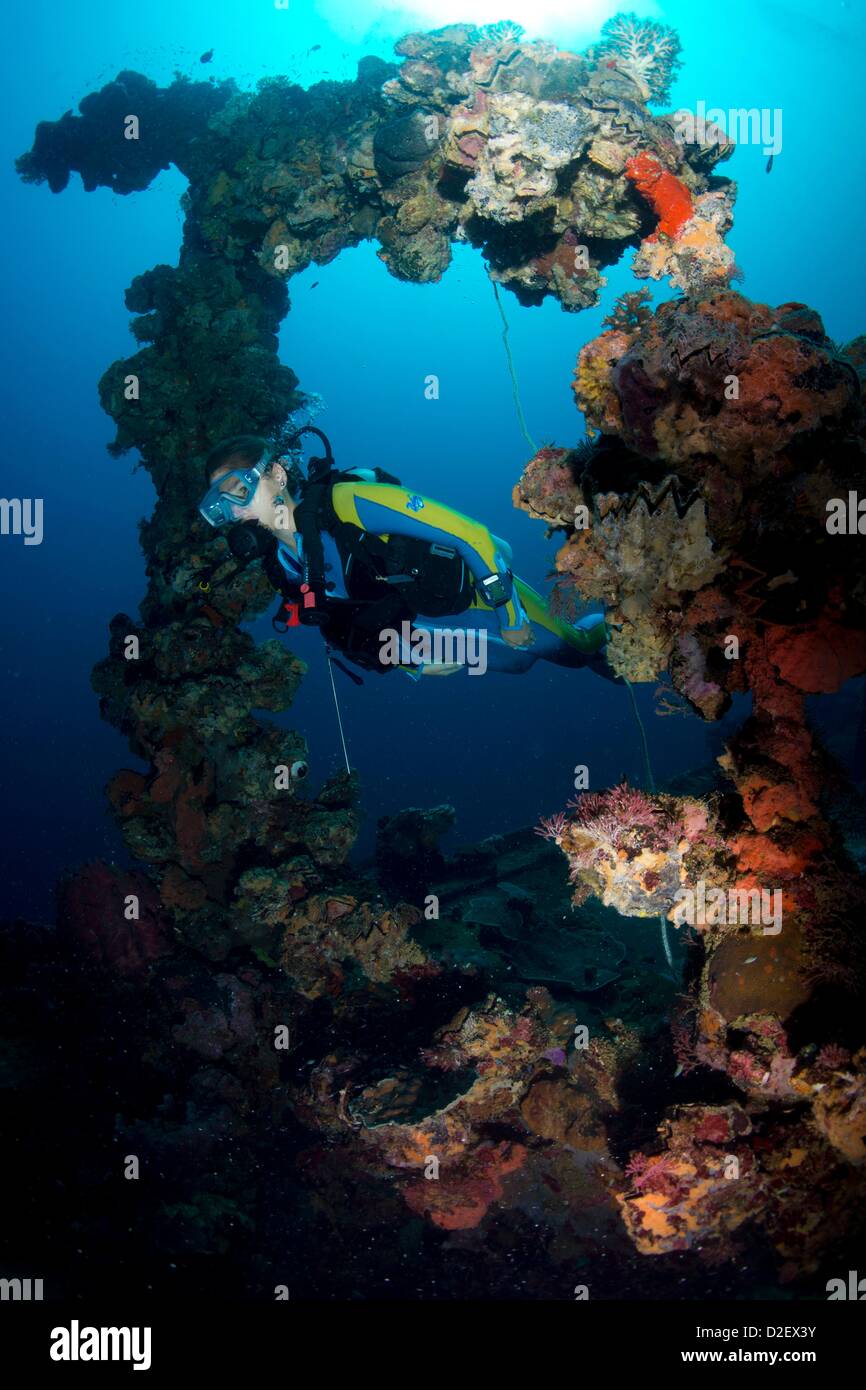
<box><xmin>278</xmin><ymin>472</ymin><xmax>612</xmax><ymax>677</ymax></box>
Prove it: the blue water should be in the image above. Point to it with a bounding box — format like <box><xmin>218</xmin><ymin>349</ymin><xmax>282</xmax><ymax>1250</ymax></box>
<box><xmin>2</xmin><ymin>0</ymin><xmax>864</xmax><ymax>919</ymax></box>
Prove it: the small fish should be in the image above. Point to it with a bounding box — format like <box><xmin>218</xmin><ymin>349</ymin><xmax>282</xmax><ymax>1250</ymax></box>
<box><xmin>310</xmin><ymin>281</ymin><xmax>319</xmax><ymax>289</ymax></box>
<box><xmin>744</xmin><ymin>956</ymin><xmax>758</xmax><ymax>964</ymax></box>
<box><xmin>308</xmin><ymin>44</ymin><xmax>321</xmax><ymax>54</ymax></box>
<box><xmin>200</xmin><ymin>49</ymin><xmax>214</xmax><ymax>64</ymax></box>
<box><xmin>765</xmin><ymin>153</ymin><xmax>774</xmax><ymax>173</ymax></box>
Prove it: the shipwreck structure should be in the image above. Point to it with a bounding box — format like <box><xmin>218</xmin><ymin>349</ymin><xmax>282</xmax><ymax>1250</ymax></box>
<box><xmin>9</xmin><ymin>16</ymin><xmax>866</xmax><ymax>1296</ymax></box>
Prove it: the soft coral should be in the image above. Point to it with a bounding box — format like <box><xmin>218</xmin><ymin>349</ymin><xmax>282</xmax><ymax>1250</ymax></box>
<box><xmin>596</xmin><ymin>13</ymin><xmax>683</xmax><ymax>103</ymax></box>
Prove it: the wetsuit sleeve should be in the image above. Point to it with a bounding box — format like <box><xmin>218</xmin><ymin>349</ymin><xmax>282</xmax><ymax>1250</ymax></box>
<box><xmin>331</xmin><ymin>481</ymin><xmax>529</xmax><ymax>632</ymax></box>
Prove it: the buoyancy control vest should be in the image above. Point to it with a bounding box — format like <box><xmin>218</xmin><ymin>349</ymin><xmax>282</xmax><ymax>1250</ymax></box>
<box><xmin>264</xmin><ymin>438</ymin><xmax>475</xmax><ymax>671</ymax></box>
<box><xmin>273</xmin><ymin>461</ymin><xmax>475</xmax><ymax>624</ymax></box>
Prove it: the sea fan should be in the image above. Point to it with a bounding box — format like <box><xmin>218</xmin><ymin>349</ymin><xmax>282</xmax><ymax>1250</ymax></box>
<box><xmin>549</xmin><ymin>571</ymin><xmax>594</xmax><ymax>624</ymax></box>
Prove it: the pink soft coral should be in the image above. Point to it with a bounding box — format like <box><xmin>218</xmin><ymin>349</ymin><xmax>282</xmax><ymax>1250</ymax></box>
<box><xmin>625</xmin><ymin>1151</ymin><xmax>683</xmax><ymax>1200</ymax></box>
<box><xmin>535</xmin><ymin>811</ymin><xmax>569</xmax><ymax>845</ymax></box>
<box><xmin>567</xmin><ymin>781</ymin><xmax>672</xmax><ymax>843</ymax></box>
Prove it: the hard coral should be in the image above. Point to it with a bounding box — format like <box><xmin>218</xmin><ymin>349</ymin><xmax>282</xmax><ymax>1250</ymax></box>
<box><xmin>464</xmin><ymin>92</ymin><xmax>593</xmax><ymax>224</ymax></box>
<box><xmin>601</xmin><ymin>294</ymin><xmax>858</xmax><ymax>468</ymax></box>
<box><xmin>602</xmin><ymin>288</ymin><xmax>653</xmax><ymax>332</ymax></box>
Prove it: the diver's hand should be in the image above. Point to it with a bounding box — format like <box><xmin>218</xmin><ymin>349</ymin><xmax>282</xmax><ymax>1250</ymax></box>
<box><xmin>501</xmin><ymin>621</ymin><xmax>535</xmax><ymax>649</ymax></box>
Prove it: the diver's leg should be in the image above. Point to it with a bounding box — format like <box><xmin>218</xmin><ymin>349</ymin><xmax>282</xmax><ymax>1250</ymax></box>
<box><xmin>393</xmin><ymin>604</ymin><xmax>616</xmax><ymax>679</ymax></box>
<box><xmin>525</xmin><ymin>621</ymin><xmax>624</xmax><ymax>679</ymax></box>
<box><xmin>393</xmin><ymin>622</ymin><xmax>474</xmax><ymax>678</ymax></box>
<box><xmin>506</xmin><ymin>575</ymin><xmax>619</xmax><ymax>676</ymax></box>
<box><xmin>396</xmin><ymin>621</ymin><xmax>539</xmax><ymax>676</ymax></box>
<box><xmin>529</xmin><ymin>612</ymin><xmax>613</xmax><ymax>667</ymax></box>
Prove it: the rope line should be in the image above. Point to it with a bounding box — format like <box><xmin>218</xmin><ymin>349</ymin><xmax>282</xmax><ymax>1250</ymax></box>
<box><xmin>492</xmin><ymin>281</ymin><xmax>538</xmax><ymax>456</ymax></box>
<box><xmin>326</xmin><ymin>647</ymin><xmax>351</xmax><ymax>775</ymax></box>
<box><xmin>625</xmin><ymin>676</ymin><xmax>674</xmax><ymax>974</ymax></box>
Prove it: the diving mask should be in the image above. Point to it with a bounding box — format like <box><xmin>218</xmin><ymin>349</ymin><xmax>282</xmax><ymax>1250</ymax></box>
<box><xmin>199</xmin><ymin>451</ymin><xmax>269</xmax><ymax>528</ymax></box>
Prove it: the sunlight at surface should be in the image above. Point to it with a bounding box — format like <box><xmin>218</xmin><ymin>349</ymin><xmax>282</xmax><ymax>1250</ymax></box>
<box><xmin>317</xmin><ymin>0</ymin><xmax>658</xmax><ymax>45</ymax></box>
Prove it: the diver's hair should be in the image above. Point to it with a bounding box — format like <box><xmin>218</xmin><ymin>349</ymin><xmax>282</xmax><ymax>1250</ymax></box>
<box><xmin>204</xmin><ymin>435</ymin><xmax>271</xmax><ymax>483</ymax></box>
<box><xmin>204</xmin><ymin>435</ymin><xmax>303</xmax><ymax>502</ymax></box>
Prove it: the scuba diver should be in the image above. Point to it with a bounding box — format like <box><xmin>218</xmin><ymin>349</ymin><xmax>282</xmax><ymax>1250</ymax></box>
<box><xmin>198</xmin><ymin>428</ymin><xmax>615</xmax><ymax>681</ymax></box>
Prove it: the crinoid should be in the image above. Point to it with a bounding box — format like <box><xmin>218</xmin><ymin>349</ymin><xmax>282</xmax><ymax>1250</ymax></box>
<box><xmin>653</xmin><ymin>676</ymin><xmax>694</xmax><ymax>718</ymax></box>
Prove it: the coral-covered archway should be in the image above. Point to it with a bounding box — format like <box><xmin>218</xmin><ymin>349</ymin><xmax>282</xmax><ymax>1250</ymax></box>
<box><xmin>13</xmin><ymin>16</ymin><xmax>866</xmax><ymax>1292</ymax></box>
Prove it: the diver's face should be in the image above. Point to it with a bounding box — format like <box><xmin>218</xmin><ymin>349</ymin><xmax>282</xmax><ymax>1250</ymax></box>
<box><xmin>209</xmin><ymin>460</ymin><xmax>290</xmax><ymax>533</ymax></box>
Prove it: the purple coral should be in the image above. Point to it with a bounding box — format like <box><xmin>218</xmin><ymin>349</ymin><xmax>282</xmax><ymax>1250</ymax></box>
<box><xmin>625</xmin><ymin>1150</ymin><xmax>683</xmax><ymax>1200</ymax></box>
<box><xmin>596</xmin><ymin>13</ymin><xmax>683</xmax><ymax>104</ymax></box>
<box><xmin>568</xmin><ymin>781</ymin><xmax>665</xmax><ymax>833</ymax></box>
<box><xmin>535</xmin><ymin>811</ymin><xmax>569</xmax><ymax>844</ymax></box>
<box><xmin>563</xmin><ymin>782</ymin><xmax>681</xmax><ymax>872</ymax></box>
<box><xmin>816</xmin><ymin>1044</ymin><xmax>851</xmax><ymax>1071</ymax></box>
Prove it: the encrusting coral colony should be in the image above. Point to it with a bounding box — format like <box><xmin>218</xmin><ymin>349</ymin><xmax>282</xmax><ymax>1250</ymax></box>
<box><xmin>9</xmin><ymin>14</ymin><xmax>866</xmax><ymax>1297</ymax></box>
